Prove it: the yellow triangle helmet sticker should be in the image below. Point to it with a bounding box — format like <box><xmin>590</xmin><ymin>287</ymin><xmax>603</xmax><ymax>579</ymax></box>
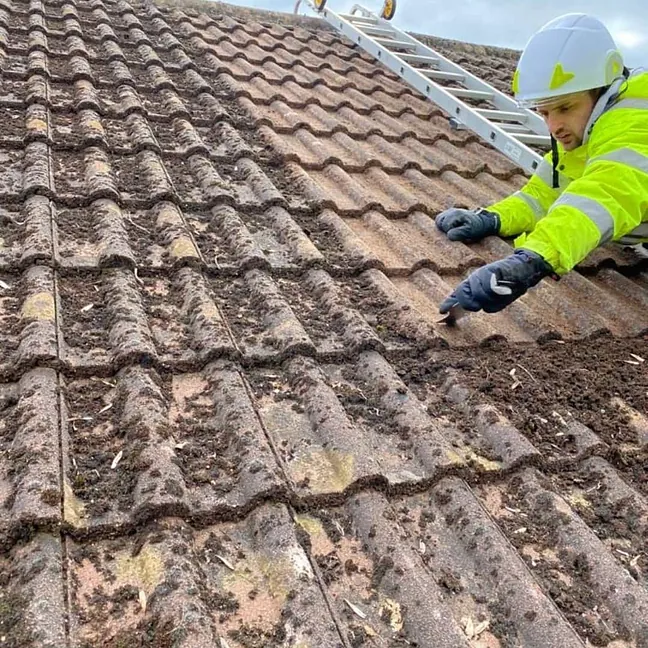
<box><xmin>549</xmin><ymin>63</ymin><xmax>575</xmax><ymax>90</ymax></box>
<box><xmin>512</xmin><ymin>69</ymin><xmax>520</xmax><ymax>94</ymax></box>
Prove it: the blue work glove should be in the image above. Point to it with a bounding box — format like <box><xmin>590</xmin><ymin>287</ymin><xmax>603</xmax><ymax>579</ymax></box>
<box><xmin>435</xmin><ymin>207</ymin><xmax>500</xmax><ymax>242</ymax></box>
<box><xmin>440</xmin><ymin>249</ymin><xmax>556</xmax><ymax>314</ymax></box>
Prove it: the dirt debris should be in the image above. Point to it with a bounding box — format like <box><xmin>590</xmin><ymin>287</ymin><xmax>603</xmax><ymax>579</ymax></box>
<box><xmin>397</xmin><ymin>335</ymin><xmax>648</xmax><ymax>471</ymax></box>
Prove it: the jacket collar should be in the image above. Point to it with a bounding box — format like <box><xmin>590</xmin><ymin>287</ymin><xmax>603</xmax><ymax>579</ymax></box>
<box><xmin>583</xmin><ymin>69</ymin><xmax>635</xmax><ymax>144</ymax></box>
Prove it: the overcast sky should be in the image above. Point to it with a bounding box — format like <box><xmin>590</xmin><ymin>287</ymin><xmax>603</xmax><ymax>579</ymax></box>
<box><xmin>213</xmin><ymin>0</ymin><xmax>648</xmax><ymax>67</ymax></box>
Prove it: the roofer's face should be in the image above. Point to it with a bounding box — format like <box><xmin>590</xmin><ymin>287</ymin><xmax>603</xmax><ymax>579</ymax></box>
<box><xmin>536</xmin><ymin>92</ymin><xmax>597</xmax><ymax>151</ymax></box>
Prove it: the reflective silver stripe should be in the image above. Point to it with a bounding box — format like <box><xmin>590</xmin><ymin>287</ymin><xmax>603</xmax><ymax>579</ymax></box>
<box><xmin>618</xmin><ymin>222</ymin><xmax>648</xmax><ymax>244</ymax></box>
<box><xmin>589</xmin><ymin>147</ymin><xmax>648</xmax><ymax>175</ymax></box>
<box><xmin>608</xmin><ymin>98</ymin><xmax>648</xmax><ymax>112</ymax></box>
<box><xmin>536</xmin><ymin>159</ymin><xmax>570</xmax><ymax>189</ymax></box>
<box><xmin>553</xmin><ymin>193</ymin><xmax>615</xmax><ymax>242</ymax></box>
<box><xmin>513</xmin><ymin>190</ymin><xmax>544</xmax><ymax>219</ymax></box>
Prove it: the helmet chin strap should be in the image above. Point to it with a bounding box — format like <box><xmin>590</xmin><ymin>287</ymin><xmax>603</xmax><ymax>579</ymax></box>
<box><xmin>550</xmin><ymin>135</ymin><xmax>559</xmax><ymax>189</ymax></box>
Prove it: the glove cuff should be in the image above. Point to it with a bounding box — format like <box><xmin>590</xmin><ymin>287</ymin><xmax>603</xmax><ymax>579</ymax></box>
<box><xmin>514</xmin><ymin>248</ymin><xmax>558</xmax><ymax>282</ymax></box>
<box><xmin>476</xmin><ymin>209</ymin><xmax>501</xmax><ymax>235</ymax></box>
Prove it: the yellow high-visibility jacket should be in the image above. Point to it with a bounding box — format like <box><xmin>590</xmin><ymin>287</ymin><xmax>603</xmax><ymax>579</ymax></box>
<box><xmin>487</xmin><ymin>70</ymin><xmax>648</xmax><ymax>275</ymax></box>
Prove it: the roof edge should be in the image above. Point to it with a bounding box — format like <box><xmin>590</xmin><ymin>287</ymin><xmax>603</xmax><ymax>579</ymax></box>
<box><xmin>412</xmin><ymin>32</ymin><xmax>520</xmax><ymax>60</ymax></box>
<box><xmin>147</xmin><ymin>0</ymin><xmax>521</xmax><ymax>61</ymax></box>
<box><xmin>148</xmin><ymin>0</ymin><xmax>335</xmax><ymax>31</ymax></box>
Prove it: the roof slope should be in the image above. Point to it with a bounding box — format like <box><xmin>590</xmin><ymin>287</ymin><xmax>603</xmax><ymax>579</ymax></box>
<box><xmin>0</xmin><ymin>0</ymin><xmax>647</xmax><ymax>646</ymax></box>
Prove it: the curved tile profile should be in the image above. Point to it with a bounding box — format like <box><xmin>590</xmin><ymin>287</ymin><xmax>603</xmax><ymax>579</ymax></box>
<box><xmin>65</xmin><ymin>511</ymin><xmax>344</xmax><ymax>647</ymax></box>
<box><xmin>0</xmin><ymin>534</ymin><xmax>66</xmax><ymax>643</ymax></box>
<box><xmin>0</xmin><ymin>368</ymin><xmax>62</xmax><ymax>540</ymax></box>
<box><xmin>60</xmin><ymin>361</ymin><xmax>286</xmax><ymax>532</ymax></box>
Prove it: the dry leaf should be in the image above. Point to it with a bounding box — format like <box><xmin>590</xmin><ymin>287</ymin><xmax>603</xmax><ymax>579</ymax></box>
<box><xmin>464</xmin><ymin>617</ymin><xmax>475</xmax><ymax>639</ymax></box>
<box><xmin>175</xmin><ymin>441</ymin><xmax>189</xmax><ymax>449</ymax></box>
<box><xmin>551</xmin><ymin>411</ymin><xmax>568</xmax><ymax>426</ymax></box>
<box><xmin>513</xmin><ymin>527</ymin><xmax>527</xmax><ymax>534</ymax></box>
<box><xmin>509</xmin><ymin>368</ymin><xmax>516</xmax><ymax>377</ymax></box>
<box><xmin>344</xmin><ymin>599</ymin><xmax>367</xmax><ymax>619</ymax></box>
<box><xmin>363</xmin><ymin>625</ymin><xmax>377</xmax><ymax>637</ymax></box>
<box><xmin>98</xmin><ymin>403</ymin><xmax>113</xmax><ymax>415</ymax></box>
<box><xmin>511</xmin><ymin>381</ymin><xmax>521</xmax><ymax>390</ymax></box>
<box><xmin>220</xmin><ymin>638</ymin><xmax>231</xmax><ymax>648</ymax></box>
<box><xmin>216</xmin><ymin>555</ymin><xmax>235</xmax><ymax>571</ymax></box>
<box><xmin>474</xmin><ymin>620</ymin><xmax>489</xmax><ymax>636</ymax></box>
<box><xmin>111</xmin><ymin>450</ymin><xmax>123</xmax><ymax>470</ymax></box>
<box><xmin>0</xmin><ymin>280</ymin><xmax>10</xmax><ymax>290</ymax></box>
<box><xmin>138</xmin><ymin>590</ymin><xmax>147</xmax><ymax>613</ymax></box>
<box><xmin>630</xmin><ymin>554</ymin><xmax>641</xmax><ymax>568</ymax></box>
<box><xmin>624</xmin><ymin>360</ymin><xmax>641</xmax><ymax>366</ymax></box>
<box><xmin>80</xmin><ymin>303</ymin><xmax>94</xmax><ymax>312</ymax></box>
<box><xmin>419</xmin><ymin>540</ymin><xmax>426</xmax><ymax>554</ymax></box>
<box><xmin>630</xmin><ymin>354</ymin><xmax>645</xmax><ymax>363</ymax></box>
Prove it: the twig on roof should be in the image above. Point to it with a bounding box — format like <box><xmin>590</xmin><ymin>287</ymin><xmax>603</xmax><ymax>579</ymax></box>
<box><xmin>516</xmin><ymin>363</ymin><xmax>537</xmax><ymax>383</ymax></box>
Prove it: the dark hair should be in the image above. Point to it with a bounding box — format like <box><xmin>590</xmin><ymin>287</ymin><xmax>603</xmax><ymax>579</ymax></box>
<box><xmin>589</xmin><ymin>87</ymin><xmax>606</xmax><ymax>101</ymax></box>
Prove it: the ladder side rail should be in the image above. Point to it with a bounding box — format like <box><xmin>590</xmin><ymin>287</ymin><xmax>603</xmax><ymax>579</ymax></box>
<box><xmin>316</xmin><ymin>6</ymin><xmax>544</xmax><ymax>174</ymax></box>
<box><xmin>361</xmin><ymin>22</ymin><xmax>549</xmax><ymax>137</ymax></box>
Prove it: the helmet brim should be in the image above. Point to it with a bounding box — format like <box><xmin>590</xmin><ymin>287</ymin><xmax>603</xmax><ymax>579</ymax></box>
<box><xmin>516</xmin><ymin>90</ymin><xmax>591</xmax><ymax>110</ymax></box>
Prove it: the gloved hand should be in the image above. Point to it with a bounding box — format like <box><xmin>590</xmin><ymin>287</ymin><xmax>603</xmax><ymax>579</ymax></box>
<box><xmin>435</xmin><ymin>207</ymin><xmax>500</xmax><ymax>242</ymax></box>
<box><xmin>440</xmin><ymin>249</ymin><xmax>556</xmax><ymax>314</ymax></box>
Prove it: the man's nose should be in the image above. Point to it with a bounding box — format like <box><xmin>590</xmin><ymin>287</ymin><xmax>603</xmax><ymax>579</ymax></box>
<box><xmin>546</xmin><ymin>115</ymin><xmax>564</xmax><ymax>135</ymax></box>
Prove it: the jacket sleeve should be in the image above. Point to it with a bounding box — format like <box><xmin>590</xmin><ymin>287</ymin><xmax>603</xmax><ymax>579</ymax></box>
<box><xmin>486</xmin><ymin>150</ymin><xmax>563</xmax><ymax>237</ymax></box>
<box><xmin>514</xmin><ymin>112</ymin><xmax>648</xmax><ymax>275</ymax></box>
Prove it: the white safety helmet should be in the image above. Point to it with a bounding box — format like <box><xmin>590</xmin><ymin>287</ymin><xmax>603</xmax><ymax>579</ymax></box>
<box><xmin>513</xmin><ymin>13</ymin><xmax>625</xmax><ymax>108</ymax></box>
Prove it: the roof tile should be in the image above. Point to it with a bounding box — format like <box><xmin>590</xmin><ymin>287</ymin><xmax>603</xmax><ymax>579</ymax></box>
<box><xmin>0</xmin><ymin>533</ymin><xmax>66</xmax><ymax>644</ymax></box>
<box><xmin>0</xmin><ymin>369</ymin><xmax>61</xmax><ymax>540</ymax></box>
<box><xmin>66</xmin><ymin>510</ymin><xmax>342</xmax><ymax>646</ymax></box>
<box><xmin>62</xmin><ymin>362</ymin><xmax>286</xmax><ymax>529</ymax></box>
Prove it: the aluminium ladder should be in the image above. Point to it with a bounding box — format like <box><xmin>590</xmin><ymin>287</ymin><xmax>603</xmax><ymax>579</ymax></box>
<box><xmin>294</xmin><ymin>0</ymin><xmax>551</xmax><ymax>175</ymax></box>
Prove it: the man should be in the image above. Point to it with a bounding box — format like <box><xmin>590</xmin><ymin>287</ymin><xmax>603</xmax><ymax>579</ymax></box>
<box><xmin>437</xmin><ymin>13</ymin><xmax>648</xmax><ymax>318</ymax></box>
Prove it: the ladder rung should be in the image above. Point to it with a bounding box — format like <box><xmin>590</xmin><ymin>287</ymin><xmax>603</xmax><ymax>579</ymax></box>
<box><xmin>356</xmin><ymin>25</ymin><xmax>396</xmax><ymax>37</ymax></box>
<box><xmin>476</xmin><ymin>108</ymin><xmax>528</xmax><ymax>123</ymax></box>
<box><xmin>373</xmin><ymin>37</ymin><xmax>417</xmax><ymax>50</ymax></box>
<box><xmin>360</xmin><ymin>28</ymin><xmax>397</xmax><ymax>38</ymax></box>
<box><xmin>447</xmin><ymin>88</ymin><xmax>493</xmax><ymax>101</ymax></box>
<box><xmin>512</xmin><ymin>133</ymin><xmax>552</xmax><ymax>146</ymax></box>
<box><xmin>417</xmin><ymin>68</ymin><xmax>464</xmax><ymax>82</ymax></box>
<box><xmin>399</xmin><ymin>53</ymin><xmax>439</xmax><ymax>65</ymax></box>
<box><xmin>341</xmin><ymin>15</ymin><xmax>378</xmax><ymax>25</ymax></box>
<box><xmin>499</xmin><ymin>123</ymin><xmax>533</xmax><ymax>134</ymax></box>
<box><xmin>451</xmin><ymin>119</ymin><xmax>550</xmax><ymax>147</ymax></box>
